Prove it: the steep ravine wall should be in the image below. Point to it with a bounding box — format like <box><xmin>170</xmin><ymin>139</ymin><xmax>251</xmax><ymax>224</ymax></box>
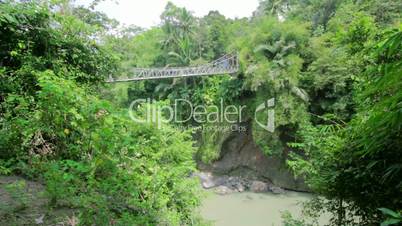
<box><xmin>198</xmin><ymin>124</ymin><xmax>309</xmax><ymax>192</ymax></box>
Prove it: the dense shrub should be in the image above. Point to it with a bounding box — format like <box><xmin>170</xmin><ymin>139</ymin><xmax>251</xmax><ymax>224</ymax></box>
<box><xmin>35</xmin><ymin>72</ymin><xmax>200</xmax><ymax>225</ymax></box>
<box><xmin>0</xmin><ymin>1</ymin><xmax>202</xmax><ymax>225</ymax></box>
<box><xmin>288</xmin><ymin>29</ymin><xmax>402</xmax><ymax>225</ymax></box>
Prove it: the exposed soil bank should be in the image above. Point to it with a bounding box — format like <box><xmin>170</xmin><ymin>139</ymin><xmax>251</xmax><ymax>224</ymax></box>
<box><xmin>198</xmin><ymin>124</ymin><xmax>308</xmax><ymax>192</ymax></box>
<box><xmin>0</xmin><ymin>176</ymin><xmax>77</xmax><ymax>226</ymax></box>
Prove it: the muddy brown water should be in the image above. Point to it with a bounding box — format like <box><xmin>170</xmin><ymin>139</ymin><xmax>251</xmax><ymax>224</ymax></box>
<box><xmin>200</xmin><ymin>191</ymin><xmax>329</xmax><ymax>226</ymax></box>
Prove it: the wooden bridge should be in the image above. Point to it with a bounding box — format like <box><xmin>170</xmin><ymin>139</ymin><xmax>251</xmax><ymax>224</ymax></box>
<box><xmin>107</xmin><ymin>53</ymin><xmax>239</xmax><ymax>82</ymax></box>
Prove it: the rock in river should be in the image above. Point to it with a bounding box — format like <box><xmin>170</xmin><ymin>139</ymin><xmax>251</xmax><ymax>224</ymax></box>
<box><xmin>249</xmin><ymin>180</ymin><xmax>268</xmax><ymax>192</ymax></box>
<box><xmin>270</xmin><ymin>186</ymin><xmax>285</xmax><ymax>194</ymax></box>
<box><xmin>214</xmin><ymin>185</ymin><xmax>234</xmax><ymax>195</ymax></box>
<box><xmin>195</xmin><ymin>171</ymin><xmax>227</xmax><ymax>189</ymax></box>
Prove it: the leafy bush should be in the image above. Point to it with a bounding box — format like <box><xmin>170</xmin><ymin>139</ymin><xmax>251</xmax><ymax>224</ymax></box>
<box><xmin>288</xmin><ymin>29</ymin><xmax>402</xmax><ymax>225</ymax></box>
<box><xmin>32</xmin><ymin>72</ymin><xmax>202</xmax><ymax>225</ymax></box>
<box><xmin>379</xmin><ymin>208</ymin><xmax>402</xmax><ymax>226</ymax></box>
<box><xmin>231</xmin><ymin>16</ymin><xmax>311</xmax><ymax>156</ymax></box>
<box><xmin>0</xmin><ymin>2</ymin><xmax>203</xmax><ymax>225</ymax></box>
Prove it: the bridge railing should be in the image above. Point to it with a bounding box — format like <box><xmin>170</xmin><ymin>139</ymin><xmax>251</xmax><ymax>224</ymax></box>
<box><xmin>107</xmin><ymin>53</ymin><xmax>239</xmax><ymax>82</ymax></box>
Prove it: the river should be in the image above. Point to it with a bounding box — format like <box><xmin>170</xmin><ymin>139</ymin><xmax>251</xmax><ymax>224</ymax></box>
<box><xmin>200</xmin><ymin>191</ymin><xmax>327</xmax><ymax>226</ymax></box>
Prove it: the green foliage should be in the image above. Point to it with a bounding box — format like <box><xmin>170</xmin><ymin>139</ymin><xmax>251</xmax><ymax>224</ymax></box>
<box><xmin>0</xmin><ymin>159</ymin><xmax>13</xmax><ymax>175</ymax></box>
<box><xmin>98</xmin><ymin>1</ymin><xmax>401</xmax><ymax>225</ymax></box>
<box><xmin>161</xmin><ymin>2</ymin><xmax>198</xmax><ymax>66</ymax></box>
<box><xmin>3</xmin><ymin>70</ymin><xmax>202</xmax><ymax>224</ymax></box>
<box><xmin>379</xmin><ymin>208</ymin><xmax>402</xmax><ymax>226</ymax></box>
<box><xmin>288</xmin><ymin>28</ymin><xmax>402</xmax><ymax>225</ymax></box>
<box><xmin>0</xmin><ymin>0</ymin><xmax>116</xmax><ymax>86</ymax></box>
<box><xmin>36</xmin><ymin>73</ymin><xmax>202</xmax><ymax>224</ymax></box>
<box><xmin>2</xmin><ymin>0</ymin><xmax>399</xmax><ymax>225</ymax></box>
<box><xmin>100</xmin><ymin>27</ymin><xmax>164</xmax><ymax>107</ymax></box>
<box><xmin>231</xmin><ymin>16</ymin><xmax>310</xmax><ymax>155</ymax></box>
<box><xmin>287</xmin><ymin>122</ymin><xmax>343</xmax><ymax>191</ymax></box>
<box><xmin>0</xmin><ymin>1</ymin><xmax>203</xmax><ymax>225</ymax></box>
<box><xmin>0</xmin><ymin>1</ymin><xmax>117</xmax><ymax>157</ymax></box>
<box><xmin>198</xmin><ymin>11</ymin><xmax>230</xmax><ymax>60</ymax></box>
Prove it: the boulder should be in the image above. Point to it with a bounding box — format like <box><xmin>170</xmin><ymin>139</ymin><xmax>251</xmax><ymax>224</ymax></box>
<box><xmin>196</xmin><ymin>172</ymin><xmax>215</xmax><ymax>189</ymax></box>
<box><xmin>270</xmin><ymin>186</ymin><xmax>285</xmax><ymax>194</ymax></box>
<box><xmin>195</xmin><ymin>171</ymin><xmax>228</xmax><ymax>189</ymax></box>
<box><xmin>233</xmin><ymin>183</ymin><xmax>245</xmax><ymax>192</ymax></box>
<box><xmin>250</xmin><ymin>181</ymin><xmax>268</xmax><ymax>192</ymax></box>
<box><xmin>201</xmin><ymin>180</ymin><xmax>215</xmax><ymax>189</ymax></box>
<box><xmin>214</xmin><ymin>185</ymin><xmax>234</xmax><ymax>195</ymax></box>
